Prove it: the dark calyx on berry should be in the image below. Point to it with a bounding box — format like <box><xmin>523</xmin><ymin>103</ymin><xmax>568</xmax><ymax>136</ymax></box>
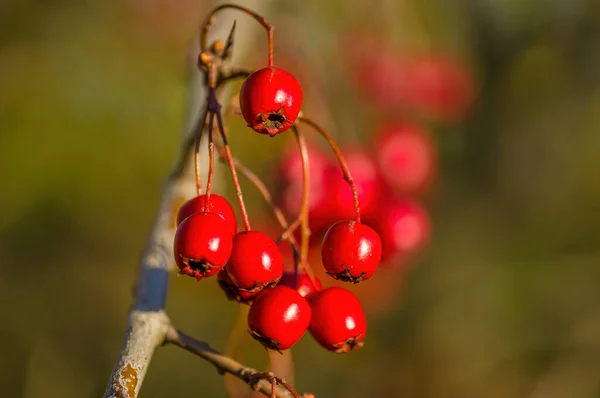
<box><xmin>333</xmin><ymin>334</ymin><xmax>365</xmax><ymax>354</ymax></box>
<box><xmin>248</xmin><ymin>329</ymin><xmax>282</xmax><ymax>353</ymax></box>
<box><xmin>180</xmin><ymin>258</ymin><xmax>220</xmax><ymax>280</ymax></box>
<box><xmin>256</xmin><ymin>108</ymin><xmax>287</xmax><ymax>136</ymax></box>
<box><xmin>326</xmin><ymin>268</ymin><xmax>367</xmax><ymax>284</ymax></box>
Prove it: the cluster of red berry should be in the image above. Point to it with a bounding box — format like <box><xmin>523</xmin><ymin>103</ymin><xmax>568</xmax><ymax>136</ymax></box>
<box><xmin>172</xmin><ymin>5</ymin><xmax>473</xmax><ymax>359</ymax></box>
<box><xmin>171</xmin><ymin>5</ymin><xmax>386</xmax><ymax>356</ymax></box>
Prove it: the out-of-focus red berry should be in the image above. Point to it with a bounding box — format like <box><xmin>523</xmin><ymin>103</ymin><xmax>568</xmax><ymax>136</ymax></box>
<box><xmin>274</xmin><ymin>144</ymin><xmax>333</xmax><ymax>239</ymax></box>
<box><xmin>324</xmin><ymin>147</ymin><xmax>382</xmax><ymax>221</ymax></box>
<box><xmin>367</xmin><ymin>197</ymin><xmax>431</xmax><ymax>262</ymax></box>
<box><xmin>375</xmin><ymin>122</ymin><xmax>436</xmax><ymax>195</ymax></box>
<box><xmin>341</xmin><ymin>33</ymin><xmax>473</xmax><ymax>122</ymax></box>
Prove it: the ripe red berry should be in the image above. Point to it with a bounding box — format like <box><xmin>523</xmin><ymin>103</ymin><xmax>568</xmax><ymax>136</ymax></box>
<box><xmin>173</xmin><ymin>212</ymin><xmax>233</xmax><ymax>280</ymax></box>
<box><xmin>239</xmin><ymin>67</ymin><xmax>303</xmax><ymax>137</ymax></box>
<box><xmin>376</xmin><ymin>123</ymin><xmax>436</xmax><ymax>194</ymax></box>
<box><xmin>278</xmin><ymin>271</ymin><xmax>322</xmax><ymax>298</ymax></box>
<box><xmin>226</xmin><ymin>231</ymin><xmax>284</xmax><ymax>299</ymax></box>
<box><xmin>308</xmin><ymin>287</ymin><xmax>366</xmax><ymax>353</ymax></box>
<box><xmin>321</xmin><ymin>221</ymin><xmax>382</xmax><ymax>283</ymax></box>
<box><xmin>248</xmin><ymin>285</ymin><xmax>311</xmax><ymax>351</ymax></box>
<box><xmin>367</xmin><ymin>198</ymin><xmax>430</xmax><ymax>262</ymax></box>
<box><xmin>176</xmin><ymin>194</ymin><xmax>237</xmax><ymax>234</ymax></box>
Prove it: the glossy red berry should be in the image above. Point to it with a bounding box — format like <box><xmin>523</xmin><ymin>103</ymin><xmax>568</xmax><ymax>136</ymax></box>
<box><xmin>321</xmin><ymin>221</ymin><xmax>382</xmax><ymax>283</ymax></box>
<box><xmin>174</xmin><ymin>212</ymin><xmax>233</xmax><ymax>280</ymax></box>
<box><xmin>376</xmin><ymin>123</ymin><xmax>436</xmax><ymax>194</ymax></box>
<box><xmin>278</xmin><ymin>271</ymin><xmax>322</xmax><ymax>298</ymax></box>
<box><xmin>308</xmin><ymin>287</ymin><xmax>366</xmax><ymax>353</ymax></box>
<box><xmin>367</xmin><ymin>198</ymin><xmax>430</xmax><ymax>262</ymax></box>
<box><xmin>248</xmin><ymin>285</ymin><xmax>311</xmax><ymax>351</ymax></box>
<box><xmin>226</xmin><ymin>231</ymin><xmax>284</xmax><ymax>299</ymax></box>
<box><xmin>239</xmin><ymin>67</ymin><xmax>303</xmax><ymax>136</ymax></box>
<box><xmin>176</xmin><ymin>194</ymin><xmax>237</xmax><ymax>234</ymax></box>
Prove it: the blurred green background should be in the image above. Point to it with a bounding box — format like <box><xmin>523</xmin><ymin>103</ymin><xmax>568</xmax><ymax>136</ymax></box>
<box><xmin>2</xmin><ymin>0</ymin><xmax>600</xmax><ymax>397</ymax></box>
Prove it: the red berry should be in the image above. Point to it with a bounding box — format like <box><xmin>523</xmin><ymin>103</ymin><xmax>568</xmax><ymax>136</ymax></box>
<box><xmin>324</xmin><ymin>148</ymin><xmax>381</xmax><ymax>220</ymax></box>
<box><xmin>376</xmin><ymin>122</ymin><xmax>436</xmax><ymax>194</ymax></box>
<box><xmin>341</xmin><ymin>34</ymin><xmax>473</xmax><ymax>122</ymax></box>
<box><xmin>397</xmin><ymin>53</ymin><xmax>474</xmax><ymax>122</ymax></box>
<box><xmin>279</xmin><ymin>271</ymin><xmax>322</xmax><ymax>298</ymax></box>
<box><xmin>226</xmin><ymin>231</ymin><xmax>284</xmax><ymax>299</ymax></box>
<box><xmin>321</xmin><ymin>221</ymin><xmax>382</xmax><ymax>283</ymax></box>
<box><xmin>308</xmin><ymin>287</ymin><xmax>366</xmax><ymax>353</ymax></box>
<box><xmin>367</xmin><ymin>198</ymin><xmax>430</xmax><ymax>262</ymax></box>
<box><xmin>174</xmin><ymin>212</ymin><xmax>233</xmax><ymax>280</ymax></box>
<box><xmin>248</xmin><ymin>285</ymin><xmax>311</xmax><ymax>351</ymax></box>
<box><xmin>176</xmin><ymin>194</ymin><xmax>237</xmax><ymax>234</ymax></box>
<box><xmin>239</xmin><ymin>67</ymin><xmax>303</xmax><ymax>136</ymax></box>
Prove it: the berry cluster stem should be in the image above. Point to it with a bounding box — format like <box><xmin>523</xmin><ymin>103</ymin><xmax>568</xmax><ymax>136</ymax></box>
<box><xmin>297</xmin><ymin>116</ymin><xmax>362</xmax><ymax>224</ymax></box>
<box><xmin>204</xmin><ymin>111</ymin><xmax>216</xmax><ymax>212</ymax></box>
<box><xmin>200</xmin><ymin>3</ymin><xmax>274</xmax><ymax>67</ymax></box>
<box><xmin>215</xmin><ymin>111</ymin><xmax>252</xmax><ymax>231</ymax></box>
<box><xmin>290</xmin><ymin>126</ymin><xmax>311</xmax><ymax>263</ymax></box>
<box><xmin>193</xmin><ymin>108</ymin><xmax>209</xmax><ymax>196</ymax></box>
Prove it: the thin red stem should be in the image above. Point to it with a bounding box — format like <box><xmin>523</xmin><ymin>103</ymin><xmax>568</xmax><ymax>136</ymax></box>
<box><xmin>203</xmin><ymin>112</ymin><xmax>216</xmax><ymax>212</ymax></box>
<box><xmin>215</xmin><ymin>110</ymin><xmax>251</xmax><ymax>231</ymax></box>
<box><xmin>291</xmin><ymin>126</ymin><xmax>311</xmax><ymax>262</ymax></box>
<box><xmin>290</xmin><ymin>125</ymin><xmax>319</xmax><ymax>290</ymax></box>
<box><xmin>193</xmin><ymin>108</ymin><xmax>209</xmax><ymax>196</ymax></box>
<box><xmin>200</xmin><ymin>3</ymin><xmax>274</xmax><ymax>67</ymax></box>
<box><xmin>297</xmin><ymin>116</ymin><xmax>361</xmax><ymax>223</ymax></box>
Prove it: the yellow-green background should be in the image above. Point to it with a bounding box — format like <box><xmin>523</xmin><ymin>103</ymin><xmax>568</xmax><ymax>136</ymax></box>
<box><xmin>2</xmin><ymin>0</ymin><xmax>600</xmax><ymax>397</ymax></box>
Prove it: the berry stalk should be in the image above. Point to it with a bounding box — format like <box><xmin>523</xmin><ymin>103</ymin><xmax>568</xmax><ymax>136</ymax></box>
<box><xmin>215</xmin><ymin>110</ymin><xmax>252</xmax><ymax>231</ymax></box>
<box><xmin>290</xmin><ymin>125</ymin><xmax>311</xmax><ymax>263</ymax></box>
<box><xmin>297</xmin><ymin>115</ymin><xmax>362</xmax><ymax>223</ymax></box>
<box><xmin>193</xmin><ymin>107</ymin><xmax>209</xmax><ymax>196</ymax></box>
<box><xmin>203</xmin><ymin>111</ymin><xmax>216</xmax><ymax>212</ymax></box>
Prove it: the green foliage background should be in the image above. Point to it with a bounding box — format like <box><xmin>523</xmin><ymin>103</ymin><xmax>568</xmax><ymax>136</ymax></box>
<box><xmin>2</xmin><ymin>1</ymin><xmax>600</xmax><ymax>397</ymax></box>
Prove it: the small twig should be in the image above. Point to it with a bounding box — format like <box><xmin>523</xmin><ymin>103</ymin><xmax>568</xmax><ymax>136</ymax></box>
<box><xmin>166</xmin><ymin>328</ymin><xmax>297</xmax><ymax>398</ymax></box>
